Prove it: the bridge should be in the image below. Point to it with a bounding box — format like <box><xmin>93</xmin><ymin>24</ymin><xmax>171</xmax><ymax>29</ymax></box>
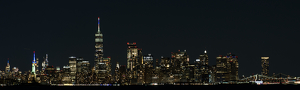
<box><xmin>239</xmin><ymin>73</ymin><xmax>300</xmax><ymax>85</ymax></box>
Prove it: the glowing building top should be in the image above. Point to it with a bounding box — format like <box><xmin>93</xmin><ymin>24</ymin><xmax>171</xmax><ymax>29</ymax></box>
<box><xmin>5</xmin><ymin>58</ymin><xmax>10</xmax><ymax>73</ymax></box>
<box><xmin>98</xmin><ymin>17</ymin><xmax>100</xmax><ymax>33</ymax></box>
<box><xmin>95</xmin><ymin>17</ymin><xmax>104</xmax><ymax>74</ymax></box>
<box><xmin>32</xmin><ymin>51</ymin><xmax>36</xmax><ymax>74</ymax></box>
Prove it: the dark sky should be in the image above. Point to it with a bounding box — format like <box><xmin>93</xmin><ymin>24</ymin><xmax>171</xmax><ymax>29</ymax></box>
<box><xmin>1</xmin><ymin>1</ymin><xmax>300</xmax><ymax>77</ymax></box>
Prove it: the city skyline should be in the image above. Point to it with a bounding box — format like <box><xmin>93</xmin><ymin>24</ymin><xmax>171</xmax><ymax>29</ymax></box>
<box><xmin>1</xmin><ymin>0</ymin><xmax>300</xmax><ymax>78</ymax></box>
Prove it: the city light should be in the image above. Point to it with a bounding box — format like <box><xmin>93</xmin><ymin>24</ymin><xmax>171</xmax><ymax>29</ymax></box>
<box><xmin>0</xmin><ymin>17</ymin><xmax>294</xmax><ymax>87</ymax></box>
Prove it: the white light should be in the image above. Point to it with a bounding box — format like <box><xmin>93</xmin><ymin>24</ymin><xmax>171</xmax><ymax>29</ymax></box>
<box><xmin>69</xmin><ymin>56</ymin><xmax>76</xmax><ymax>58</ymax></box>
<box><xmin>204</xmin><ymin>50</ymin><xmax>207</xmax><ymax>53</ymax></box>
<box><xmin>196</xmin><ymin>59</ymin><xmax>200</xmax><ymax>61</ymax></box>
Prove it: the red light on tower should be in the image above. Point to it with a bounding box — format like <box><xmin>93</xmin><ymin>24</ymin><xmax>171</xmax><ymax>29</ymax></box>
<box><xmin>127</xmin><ymin>42</ymin><xmax>129</xmax><ymax>45</ymax></box>
<box><xmin>33</xmin><ymin>51</ymin><xmax>35</xmax><ymax>53</ymax></box>
<box><xmin>133</xmin><ymin>42</ymin><xmax>136</xmax><ymax>44</ymax></box>
<box><xmin>219</xmin><ymin>55</ymin><xmax>222</xmax><ymax>57</ymax></box>
<box><xmin>108</xmin><ymin>56</ymin><xmax>111</xmax><ymax>58</ymax></box>
<box><xmin>236</xmin><ymin>56</ymin><xmax>238</xmax><ymax>58</ymax></box>
<box><xmin>135</xmin><ymin>46</ymin><xmax>137</xmax><ymax>48</ymax></box>
<box><xmin>178</xmin><ymin>50</ymin><xmax>180</xmax><ymax>51</ymax></box>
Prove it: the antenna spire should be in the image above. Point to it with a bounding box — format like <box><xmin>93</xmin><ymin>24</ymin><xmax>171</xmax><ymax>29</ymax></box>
<box><xmin>98</xmin><ymin>17</ymin><xmax>100</xmax><ymax>33</ymax></box>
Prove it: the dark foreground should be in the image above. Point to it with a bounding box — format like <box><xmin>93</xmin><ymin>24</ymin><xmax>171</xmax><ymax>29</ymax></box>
<box><xmin>2</xmin><ymin>84</ymin><xmax>300</xmax><ymax>90</ymax></box>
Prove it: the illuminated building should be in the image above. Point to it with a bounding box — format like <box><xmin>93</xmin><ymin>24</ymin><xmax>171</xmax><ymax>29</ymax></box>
<box><xmin>35</xmin><ymin>58</ymin><xmax>39</xmax><ymax>74</ymax></box>
<box><xmin>160</xmin><ymin>57</ymin><xmax>170</xmax><ymax>70</ymax></box>
<box><xmin>209</xmin><ymin>65</ymin><xmax>217</xmax><ymax>83</ymax></box>
<box><xmin>76</xmin><ymin>57</ymin><xmax>90</xmax><ymax>73</ymax></box>
<box><xmin>187</xmin><ymin>64</ymin><xmax>195</xmax><ymax>82</ymax></box>
<box><xmin>101</xmin><ymin>57</ymin><xmax>112</xmax><ymax>83</ymax></box>
<box><xmin>126</xmin><ymin>42</ymin><xmax>142</xmax><ymax>84</ymax></box>
<box><xmin>62</xmin><ymin>65</ymin><xmax>71</xmax><ymax>84</ymax></box>
<box><xmin>32</xmin><ymin>51</ymin><xmax>36</xmax><ymax>75</ymax></box>
<box><xmin>69</xmin><ymin>56</ymin><xmax>76</xmax><ymax>83</ymax></box>
<box><xmin>160</xmin><ymin>57</ymin><xmax>172</xmax><ymax>83</ymax></box>
<box><xmin>200</xmin><ymin>50</ymin><xmax>209</xmax><ymax>66</ymax></box>
<box><xmin>216</xmin><ymin>53</ymin><xmax>239</xmax><ymax>82</ymax></box>
<box><xmin>136</xmin><ymin>49</ymin><xmax>143</xmax><ymax>85</ymax></box>
<box><xmin>200</xmin><ymin>50</ymin><xmax>209</xmax><ymax>83</ymax></box>
<box><xmin>261</xmin><ymin>57</ymin><xmax>269</xmax><ymax>76</ymax></box>
<box><xmin>119</xmin><ymin>65</ymin><xmax>128</xmax><ymax>85</ymax></box>
<box><xmin>95</xmin><ymin>17</ymin><xmax>104</xmax><ymax>74</ymax></box>
<box><xmin>194</xmin><ymin>59</ymin><xmax>201</xmax><ymax>82</ymax></box>
<box><xmin>56</xmin><ymin>66</ymin><xmax>60</xmax><ymax>73</ymax></box>
<box><xmin>114</xmin><ymin>62</ymin><xmax>120</xmax><ymax>83</ymax></box>
<box><xmin>152</xmin><ymin>59</ymin><xmax>160</xmax><ymax>83</ymax></box>
<box><xmin>42</xmin><ymin>54</ymin><xmax>49</xmax><ymax>73</ymax></box>
<box><xmin>76</xmin><ymin>57</ymin><xmax>90</xmax><ymax>84</ymax></box>
<box><xmin>171</xmin><ymin>50</ymin><xmax>189</xmax><ymax>82</ymax></box>
<box><xmin>12</xmin><ymin>67</ymin><xmax>19</xmax><ymax>73</ymax></box>
<box><xmin>45</xmin><ymin>65</ymin><xmax>55</xmax><ymax>84</ymax></box>
<box><xmin>5</xmin><ymin>58</ymin><xmax>10</xmax><ymax>74</ymax></box>
<box><xmin>143</xmin><ymin>54</ymin><xmax>153</xmax><ymax>84</ymax></box>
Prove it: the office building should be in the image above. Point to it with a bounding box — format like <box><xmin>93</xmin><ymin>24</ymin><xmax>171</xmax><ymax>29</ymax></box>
<box><xmin>127</xmin><ymin>42</ymin><xmax>142</xmax><ymax>84</ymax></box>
<box><xmin>69</xmin><ymin>56</ymin><xmax>76</xmax><ymax>83</ymax></box>
<box><xmin>114</xmin><ymin>62</ymin><xmax>120</xmax><ymax>83</ymax></box>
<box><xmin>62</xmin><ymin>65</ymin><xmax>71</xmax><ymax>84</ymax></box>
<box><xmin>5</xmin><ymin>58</ymin><xmax>10</xmax><ymax>74</ymax></box>
<box><xmin>160</xmin><ymin>57</ymin><xmax>172</xmax><ymax>83</ymax></box>
<box><xmin>31</xmin><ymin>51</ymin><xmax>36</xmax><ymax>75</ymax></box>
<box><xmin>95</xmin><ymin>17</ymin><xmax>104</xmax><ymax>74</ymax></box>
<box><xmin>42</xmin><ymin>54</ymin><xmax>49</xmax><ymax>73</ymax></box>
<box><xmin>261</xmin><ymin>57</ymin><xmax>269</xmax><ymax>76</ymax></box>
<box><xmin>143</xmin><ymin>54</ymin><xmax>153</xmax><ymax>84</ymax></box>
<box><xmin>199</xmin><ymin>50</ymin><xmax>209</xmax><ymax>83</ymax></box>
<box><xmin>171</xmin><ymin>50</ymin><xmax>189</xmax><ymax>82</ymax></box>
<box><xmin>216</xmin><ymin>53</ymin><xmax>239</xmax><ymax>82</ymax></box>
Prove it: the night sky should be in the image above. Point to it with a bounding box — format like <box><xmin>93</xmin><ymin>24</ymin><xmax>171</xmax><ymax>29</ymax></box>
<box><xmin>1</xmin><ymin>1</ymin><xmax>300</xmax><ymax>77</ymax></box>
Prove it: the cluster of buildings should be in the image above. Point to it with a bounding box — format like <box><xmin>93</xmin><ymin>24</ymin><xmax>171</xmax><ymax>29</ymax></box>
<box><xmin>0</xmin><ymin>17</ymin><xmax>272</xmax><ymax>85</ymax></box>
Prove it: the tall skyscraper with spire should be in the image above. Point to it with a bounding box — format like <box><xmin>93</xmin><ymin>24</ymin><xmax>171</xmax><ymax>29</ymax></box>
<box><xmin>32</xmin><ymin>51</ymin><xmax>36</xmax><ymax>75</ymax></box>
<box><xmin>95</xmin><ymin>17</ymin><xmax>104</xmax><ymax>81</ymax></box>
<box><xmin>5</xmin><ymin>58</ymin><xmax>10</xmax><ymax>73</ymax></box>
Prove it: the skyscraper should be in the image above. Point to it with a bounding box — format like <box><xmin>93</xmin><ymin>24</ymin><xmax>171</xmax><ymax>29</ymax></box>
<box><xmin>32</xmin><ymin>51</ymin><xmax>36</xmax><ymax>75</ymax></box>
<box><xmin>199</xmin><ymin>50</ymin><xmax>209</xmax><ymax>83</ymax></box>
<box><xmin>143</xmin><ymin>54</ymin><xmax>153</xmax><ymax>84</ymax></box>
<box><xmin>95</xmin><ymin>17</ymin><xmax>104</xmax><ymax>74</ymax></box>
<box><xmin>42</xmin><ymin>54</ymin><xmax>49</xmax><ymax>74</ymax></box>
<box><xmin>69</xmin><ymin>56</ymin><xmax>76</xmax><ymax>84</ymax></box>
<box><xmin>127</xmin><ymin>42</ymin><xmax>138</xmax><ymax>71</ymax></box>
<box><xmin>261</xmin><ymin>57</ymin><xmax>269</xmax><ymax>76</ymax></box>
<box><xmin>114</xmin><ymin>62</ymin><xmax>120</xmax><ymax>83</ymax></box>
<box><xmin>35</xmin><ymin>58</ymin><xmax>39</xmax><ymax>74</ymax></box>
<box><xmin>126</xmin><ymin>42</ymin><xmax>142</xmax><ymax>84</ymax></box>
<box><xmin>200</xmin><ymin>50</ymin><xmax>208</xmax><ymax>66</ymax></box>
<box><xmin>5</xmin><ymin>58</ymin><xmax>10</xmax><ymax>73</ymax></box>
<box><xmin>216</xmin><ymin>53</ymin><xmax>239</xmax><ymax>82</ymax></box>
<box><xmin>171</xmin><ymin>50</ymin><xmax>189</xmax><ymax>82</ymax></box>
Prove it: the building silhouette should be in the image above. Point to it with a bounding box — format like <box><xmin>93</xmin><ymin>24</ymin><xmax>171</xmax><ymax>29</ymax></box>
<box><xmin>261</xmin><ymin>57</ymin><xmax>269</xmax><ymax>76</ymax></box>
<box><xmin>95</xmin><ymin>17</ymin><xmax>104</xmax><ymax>81</ymax></box>
<box><xmin>216</xmin><ymin>53</ymin><xmax>239</xmax><ymax>82</ymax></box>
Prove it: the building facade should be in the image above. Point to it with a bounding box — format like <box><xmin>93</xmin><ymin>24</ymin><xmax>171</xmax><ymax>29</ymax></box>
<box><xmin>95</xmin><ymin>17</ymin><xmax>104</xmax><ymax>75</ymax></box>
<box><xmin>69</xmin><ymin>56</ymin><xmax>76</xmax><ymax>84</ymax></box>
<box><xmin>261</xmin><ymin>57</ymin><xmax>269</xmax><ymax>76</ymax></box>
<box><xmin>216</xmin><ymin>53</ymin><xmax>239</xmax><ymax>82</ymax></box>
